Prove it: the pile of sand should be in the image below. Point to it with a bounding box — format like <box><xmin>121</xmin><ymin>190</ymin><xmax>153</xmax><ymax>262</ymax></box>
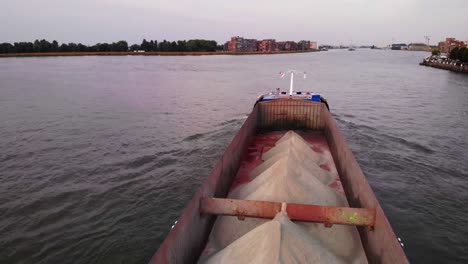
<box><xmin>262</xmin><ymin>131</ymin><xmax>325</xmax><ymax>164</ymax></box>
<box><xmin>200</xmin><ymin>131</ymin><xmax>367</xmax><ymax>263</ymax></box>
<box><xmin>203</xmin><ymin>212</ymin><xmax>347</xmax><ymax>264</ymax></box>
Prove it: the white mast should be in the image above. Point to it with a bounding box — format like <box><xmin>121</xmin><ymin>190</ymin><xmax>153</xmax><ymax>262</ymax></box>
<box><xmin>280</xmin><ymin>70</ymin><xmax>306</xmax><ymax>95</ymax></box>
<box><xmin>289</xmin><ymin>71</ymin><xmax>294</xmax><ymax>95</ymax></box>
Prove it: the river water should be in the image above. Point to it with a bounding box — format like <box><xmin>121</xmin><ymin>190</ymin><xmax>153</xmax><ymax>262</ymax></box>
<box><xmin>0</xmin><ymin>50</ymin><xmax>467</xmax><ymax>264</ymax></box>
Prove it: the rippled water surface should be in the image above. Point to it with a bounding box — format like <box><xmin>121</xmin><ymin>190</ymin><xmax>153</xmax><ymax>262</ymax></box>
<box><xmin>1</xmin><ymin>50</ymin><xmax>467</xmax><ymax>264</ymax></box>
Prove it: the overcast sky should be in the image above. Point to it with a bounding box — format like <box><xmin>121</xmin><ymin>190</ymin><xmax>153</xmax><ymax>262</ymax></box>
<box><xmin>1</xmin><ymin>0</ymin><xmax>467</xmax><ymax>46</ymax></box>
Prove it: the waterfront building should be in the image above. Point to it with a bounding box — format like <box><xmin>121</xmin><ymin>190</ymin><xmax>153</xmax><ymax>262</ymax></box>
<box><xmin>297</xmin><ymin>40</ymin><xmax>310</xmax><ymax>51</ymax></box>
<box><xmin>227</xmin><ymin>36</ymin><xmax>316</xmax><ymax>52</ymax></box>
<box><xmin>257</xmin><ymin>39</ymin><xmax>276</xmax><ymax>52</ymax></box>
<box><xmin>228</xmin><ymin>36</ymin><xmax>258</xmax><ymax>52</ymax></box>
<box><xmin>408</xmin><ymin>43</ymin><xmax>431</xmax><ymax>51</ymax></box>
<box><xmin>284</xmin><ymin>41</ymin><xmax>298</xmax><ymax>51</ymax></box>
<box><xmin>228</xmin><ymin>36</ymin><xmax>242</xmax><ymax>52</ymax></box>
<box><xmin>391</xmin><ymin>44</ymin><xmax>408</xmax><ymax>50</ymax></box>
<box><xmin>243</xmin><ymin>39</ymin><xmax>257</xmax><ymax>52</ymax></box>
<box><xmin>309</xmin><ymin>42</ymin><xmax>318</xmax><ymax>50</ymax></box>
<box><xmin>438</xmin><ymin>38</ymin><xmax>467</xmax><ymax>54</ymax></box>
<box><xmin>275</xmin><ymin>42</ymin><xmax>286</xmax><ymax>51</ymax></box>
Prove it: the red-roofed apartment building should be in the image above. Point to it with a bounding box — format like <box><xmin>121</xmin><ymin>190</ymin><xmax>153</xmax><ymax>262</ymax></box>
<box><xmin>438</xmin><ymin>38</ymin><xmax>467</xmax><ymax>54</ymax></box>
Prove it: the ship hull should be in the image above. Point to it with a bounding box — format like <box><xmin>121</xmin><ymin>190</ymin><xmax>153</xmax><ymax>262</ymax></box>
<box><xmin>150</xmin><ymin>99</ymin><xmax>408</xmax><ymax>263</ymax></box>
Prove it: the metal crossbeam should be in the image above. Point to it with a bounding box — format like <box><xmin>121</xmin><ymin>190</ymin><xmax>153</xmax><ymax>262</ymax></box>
<box><xmin>200</xmin><ymin>197</ymin><xmax>375</xmax><ymax>228</ymax></box>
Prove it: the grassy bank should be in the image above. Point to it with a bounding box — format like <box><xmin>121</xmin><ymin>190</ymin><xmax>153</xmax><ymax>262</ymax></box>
<box><xmin>0</xmin><ymin>50</ymin><xmax>319</xmax><ymax>58</ymax></box>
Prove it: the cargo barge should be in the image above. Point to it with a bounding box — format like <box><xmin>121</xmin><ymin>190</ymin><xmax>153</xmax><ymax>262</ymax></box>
<box><xmin>149</xmin><ymin>75</ymin><xmax>408</xmax><ymax>263</ymax></box>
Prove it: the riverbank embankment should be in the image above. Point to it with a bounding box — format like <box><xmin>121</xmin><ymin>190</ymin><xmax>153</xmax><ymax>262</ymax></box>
<box><xmin>0</xmin><ymin>50</ymin><xmax>319</xmax><ymax>58</ymax></box>
<box><xmin>420</xmin><ymin>60</ymin><xmax>468</xmax><ymax>74</ymax></box>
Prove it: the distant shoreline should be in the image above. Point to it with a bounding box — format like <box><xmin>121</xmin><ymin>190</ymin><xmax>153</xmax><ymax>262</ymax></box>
<box><xmin>0</xmin><ymin>50</ymin><xmax>319</xmax><ymax>58</ymax></box>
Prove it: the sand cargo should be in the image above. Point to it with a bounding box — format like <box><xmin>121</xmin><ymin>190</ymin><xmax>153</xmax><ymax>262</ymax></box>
<box><xmin>149</xmin><ymin>90</ymin><xmax>409</xmax><ymax>263</ymax></box>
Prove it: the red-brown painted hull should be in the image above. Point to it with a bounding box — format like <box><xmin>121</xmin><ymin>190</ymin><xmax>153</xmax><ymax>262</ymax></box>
<box><xmin>149</xmin><ymin>99</ymin><xmax>408</xmax><ymax>263</ymax></box>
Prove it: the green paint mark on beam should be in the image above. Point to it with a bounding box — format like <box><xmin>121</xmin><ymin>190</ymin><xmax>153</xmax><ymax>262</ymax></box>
<box><xmin>348</xmin><ymin>212</ymin><xmax>358</xmax><ymax>222</ymax></box>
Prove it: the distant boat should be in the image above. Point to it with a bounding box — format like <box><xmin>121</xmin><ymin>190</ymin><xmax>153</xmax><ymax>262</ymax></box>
<box><xmin>348</xmin><ymin>47</ymin><xmax>355</xmax><ymax>51</ymax></box>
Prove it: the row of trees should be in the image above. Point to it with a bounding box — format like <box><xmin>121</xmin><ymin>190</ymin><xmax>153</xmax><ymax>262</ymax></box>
<box><xmin>450</xmin><ymin>47</ymin><xmax>468</xmax><ymax>63</ymax></box>
<box><xmin>0</xmin><ymin>39</ymin><xmax>222</xmax><ymax>54</ymax></box>
<box><xmin>133</xmin><ymin>39</ymin><xmax>222</xmax><ymax>52</ymax></box>
<box><xmin>0</xmin><ymin>40</ymin><xmax>129</xmax><ymax>53</ymax></box>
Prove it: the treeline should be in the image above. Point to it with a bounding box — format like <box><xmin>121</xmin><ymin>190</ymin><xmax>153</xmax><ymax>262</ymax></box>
<box><xmin>450</xmin><ymin>47</ymin><xmax>468</xmax><ymax>63</ymax></box>
<box><xmin>0</xmin><ymin>40</ymin><xmax>129</xmax><ymax>53</ymax></box>
<box><xmin>0</xmin><ymin>39</ymin><xmax>222</xmax><ymax>54</ymax></box>
<box><xmin>134</xmin><ymin>39</ymin><xmax>222</xmax><ymax>52</ymax></box>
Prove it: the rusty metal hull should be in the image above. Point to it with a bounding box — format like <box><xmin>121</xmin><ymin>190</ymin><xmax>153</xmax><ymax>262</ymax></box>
<box><xmin>149</xmin><ymin>99</ymin><xmax>408</xmax><ymax>264</ymax></box>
